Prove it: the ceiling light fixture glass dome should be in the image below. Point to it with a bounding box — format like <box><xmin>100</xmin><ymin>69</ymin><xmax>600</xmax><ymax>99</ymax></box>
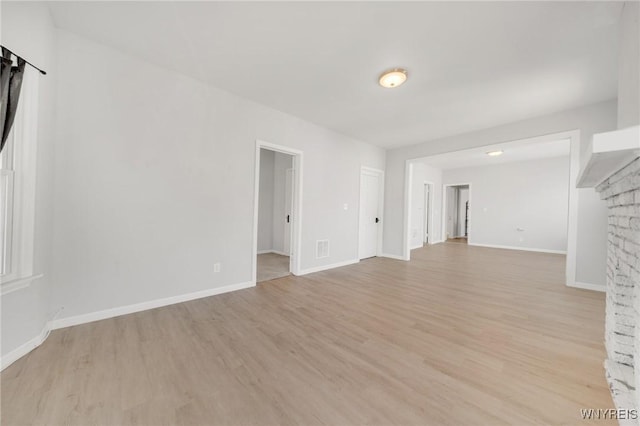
<box><xmin>379</xmin><ymin>68</ymin><xmax>408</xmax><ymax>88</ymax></box>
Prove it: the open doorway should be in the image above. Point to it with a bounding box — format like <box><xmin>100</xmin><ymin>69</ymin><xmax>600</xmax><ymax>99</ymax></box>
<box><xmin>253</xmin><ymin>141</ymin><xmax>303</xmax><ymax>283</ymax></box>
<box><xmin>408</xmin><ymin>161</ymin><xmax>441</xmax><ymax>253</ymax></box>
<box><xmin>403</xmin><ymin>131</ymin><xmax>579</xmax><ymax>283</ymax></box>
<box><xmin>443</xmin><ymin>184</ymin><xmax>470</xmax><ymax>243</ymax></box>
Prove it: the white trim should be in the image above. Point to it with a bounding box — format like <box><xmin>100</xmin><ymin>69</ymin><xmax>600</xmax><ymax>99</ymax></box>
<box><xmin>422</xmin><ymin>181</ymin><xmax>435</xmax><ymax>245</ymax></box>
<box><xmin>577</xmin><ymin>125</ymin><xmax>640</xmax><ymax>188</ymax></box>
<box><xmin>361</xmin><ymin>166</ymin><xmax>385</xmax><ymax>174</ymax></box>
<box><xmin>565</xmin><ymin>131</ymin><xmax>581</xmax><ymax>290</ymax></box>
<box><xmin>380</xmin><ymin>253</ymin><xmax>407</xmax><ymax>261</ymax></box>
<box><xmin>0</xmin><ymin>273</ymin><xmax>43</xmax><ymax>295</ymax></box>
<box><xmin>1</xmin><ymin>321</ymin><xmax>49</xmax><ymax>371</ymax></box>
<box><xmin>283</xmin><ymin>167</ymin><xmax>294</xmax><ymax>256</ymax></box>
<box><xmin>358</xmin><ymin>166</ymin><xmax>385</xmax><ymax>260</ymax></box>
<box><xmin>296</xmin><ymin>259</ymin><xmax>359</xmax><ymax>276</ymax></box>
<box><xmin>257</xmin><ymin>249</ymin><xmax>289</xmax><ymax>256</ymax></box>
<box><xmin>253</xmin><ymin>140</ymin><xmax>303</xmax><ymax>283</ymax></box>
<box><xmin>402</xmin><ymin>161</ymin><xmax>412</xmax><ymax>261</ymax></box>
<box><xmin>16</xmin><ymin>70</ymin><xmax>39</xmax><ymax>281</ymax></box>
<box><xmin>567</xmin><ymin>281</ymin><xmax>606</xmax><ymax>292</ymax></box>
<box><xmin>51</xmin><ymin>281</ymin><xmax>255</xmax><ymax>330</ymax></box>
<box><xmin>468</xmin><ymin>242</ymin><xmax>567</xmax><ymax>254</ymax></box>
<box><xmin>0</xmin><ymin>69</ymin><xmax>39</xmax><ymax>285</ymax></box>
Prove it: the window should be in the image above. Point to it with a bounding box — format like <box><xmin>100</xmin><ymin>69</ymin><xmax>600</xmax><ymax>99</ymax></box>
<box><xmin>1</xmin><ymin>115</ymin><xmax>17</xmax><ymax>277</ymax></box>
<box><xmin>0</xmin><ymin>67</ymin><xmax>40</xmax><ymax>291</ymax></box>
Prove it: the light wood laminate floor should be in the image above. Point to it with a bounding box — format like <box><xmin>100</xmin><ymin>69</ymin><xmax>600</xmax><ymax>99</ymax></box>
<box><xmin>1</xmin><ymin>243</ymin><xmax>612</xmax><ymax>425</ymax></box>
<box><xmin>446</xmin><ymin>237</ymin><xmax>468</xmax><ymax>244</ymax></box>
<box><xmin>257</xmin><ymin>253</ymin><xmax>290</xmax><ymax>283</ymax></box>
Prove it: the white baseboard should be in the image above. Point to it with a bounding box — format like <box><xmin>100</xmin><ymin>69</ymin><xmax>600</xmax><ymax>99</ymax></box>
<box><xmin>468</xmin><ymin>242</ymin><xmax>567</xmax><ymax>255</ymax></box>
<box><xmin>51</xmin><ymin>281</ymin><xmax>255</xmax><ymax>330</ymax></box>
<box><xmin>568</xmin><ymin>281</ymin><xmax>606</xmax><ymax>292</ymax></box>
<box><xmin>379</xmin><ymin>253</ymin><xmax>408</xmax><ymax>261</ymax></box>
<box><xmin>1</xmin><ymin>322</ymin><xmax>50</xmax><ymax>371</ymax></box>
<box><xmin>257</xmin><ymin>249</ymin><xmax>289</xmax><ymax>256</ymax></box>
<box><xmin>296</xmin><ymin>259</ymin><xmax>359</xmax><ymax>276</ymax></box>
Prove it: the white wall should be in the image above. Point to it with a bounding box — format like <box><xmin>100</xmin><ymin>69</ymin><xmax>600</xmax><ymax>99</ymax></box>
<box><xmin>384</xmin><ymin>100</ymin><xmax>616</xmax><ymax>286</ymax></box>
<box><xmin>443</xmin><ymin>156</ymin><xmax>570</xmax><ymax>252</ymax></box>
<box><xmin>257</xmin><ymin>149</ymin><xmax>275</xmax><ymax>252</ymax></box>
<box><xmin>50</xmin><ymin>29</ymin><xmax>385</xmax><ymax>322</ymax></box>
<box><xmin>618</xmin><ymin>2</ymin><xmax>640</xmax><ymax>129</ymax></box>
<box><xmin>0</xmin><ymin>2</ymin><xmax>56</xmax><ymax>359</ymax></box>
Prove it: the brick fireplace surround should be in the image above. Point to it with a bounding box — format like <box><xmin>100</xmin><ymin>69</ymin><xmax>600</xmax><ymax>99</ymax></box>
<box><xmin>597</xmin><ymin>157</ymin><xmax>640</xmax><ymax>417</ymax></box>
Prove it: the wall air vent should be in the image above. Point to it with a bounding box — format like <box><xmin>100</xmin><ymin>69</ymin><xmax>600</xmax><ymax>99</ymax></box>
<box><xmin>316</xmin><ymin>240</ymin><xmax>329</xmax><ymax>259</ymax></box>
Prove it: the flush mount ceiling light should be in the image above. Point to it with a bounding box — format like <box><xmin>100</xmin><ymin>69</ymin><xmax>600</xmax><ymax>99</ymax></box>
<box><xmin>486</xmin><ymin>150</ymin><xmax>504</xmax><ymax>156</ymax></box>
<box><xmin>379</xmin><ymin>68</ymin><xmax>408</xmax><ymax>88</ymax></box>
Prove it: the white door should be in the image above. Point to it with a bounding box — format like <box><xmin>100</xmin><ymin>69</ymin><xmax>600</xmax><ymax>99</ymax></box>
<box><xmin>458</xmin><ymin>188</ymin><xmax>469</xmax><ymax>237</ymax></box>
<box><xmin>446</xmin><ymin>186</ymin><xmax>458</xmax><ymax>239</ymax></box>
<box><xmin>283</xmin><ymin>168</ymin><xmax>294</xmax><ymax>255</ymax></box>
<box><xmin>359</xmin><ymin>171</ymin><xmax>381</xmax><ymax>259</ymax></box>
<box><xmin>423</xmin><ymin>184</ymin><xmax>430</xmax><ymax>244</ymax></box>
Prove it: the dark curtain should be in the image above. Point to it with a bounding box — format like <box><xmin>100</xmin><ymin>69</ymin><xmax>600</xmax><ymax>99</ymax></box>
<box><xmin>0</xmin><ymin>48</ymin><xmax>26</xmax><ymax>153</ymax></box>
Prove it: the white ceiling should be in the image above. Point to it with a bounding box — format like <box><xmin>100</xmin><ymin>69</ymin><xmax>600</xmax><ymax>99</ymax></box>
<box><xmin>416</xmin><ymin>138</ymin><xmax>571</xmax><ymax>170</ymax></box>
<box><xmin>48</xmin><ymin>1</ymin><xmax>622</xmax><ymax>149</ymax></box>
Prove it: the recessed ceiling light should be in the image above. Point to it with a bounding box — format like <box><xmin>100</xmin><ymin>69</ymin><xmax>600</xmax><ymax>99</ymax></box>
<box><xmin>487</xmin><ymin>150</ymin><xmax>504</xmax><ymax>156</ymax></box>
<box><xmin>379</xmin><ymin>68</ymin><xmax>408</xmax><ymax>88</ymax></box>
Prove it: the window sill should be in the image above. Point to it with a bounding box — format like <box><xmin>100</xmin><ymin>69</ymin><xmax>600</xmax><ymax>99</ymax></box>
<box><xmin>1</xmin><ymin>273</ymin><xmax>44</xmax><ymax>296</ymax></box>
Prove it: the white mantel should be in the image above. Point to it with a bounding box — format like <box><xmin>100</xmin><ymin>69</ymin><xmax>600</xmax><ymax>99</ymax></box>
<box><xmin>577</xmin><ymin>125</ymin><xmax>640</xmax><ymax>188</ymax></box>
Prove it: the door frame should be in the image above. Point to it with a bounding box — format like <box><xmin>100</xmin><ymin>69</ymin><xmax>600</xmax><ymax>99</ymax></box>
<box><xmin>423</xmin><ymin>181</ymin><xmax>434</xmax><ymax>245</ymax></box>
<box><xmin>442</xmin><ymin>183</ymin><xmax>472</xmax><ymax>243</ymax></box>
<box><xmin>283</xmin><ymin>167</ymin><xmax>294</xmax><ymax>256</ymax></box>
<box><xmin>253</xmin><ymin>140</ymin><xmax>303</xmax><ymax>283</ymax></box>
<box><xmin>358</xmin><ymin>166</ymin><xmax>385</xmax><ymax>259</ymax></box>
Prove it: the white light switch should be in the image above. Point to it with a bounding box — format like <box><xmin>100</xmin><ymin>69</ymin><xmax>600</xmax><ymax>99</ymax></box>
<box><xmin>214</xmin><ymin>263</ymin><xmax>221</xmax><ymax>273</ymax></box>
<box><xmin>343</xmin><ymin>204</ymin><xmax>348</xmax><ymax>210</ymax></box>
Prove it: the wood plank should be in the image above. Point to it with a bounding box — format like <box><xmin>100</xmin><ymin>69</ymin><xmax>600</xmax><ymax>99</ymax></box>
<box><xmin>1</xmin><ymin>243</ymin><xmax>613</xmax><ymax>425</ymax></box>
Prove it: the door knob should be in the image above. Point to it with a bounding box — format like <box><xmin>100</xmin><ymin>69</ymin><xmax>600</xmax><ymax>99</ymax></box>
<box><xmin>375</xmin><ymin>217</ymin><xmax>380</xmax><ymax>223</ymax></box>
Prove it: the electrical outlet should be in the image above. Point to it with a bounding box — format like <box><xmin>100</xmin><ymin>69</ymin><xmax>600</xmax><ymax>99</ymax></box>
<box><xmin>214</xmin><ymin>263</ymin><xmax>221</xmax><ymax>273</ymax></box>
